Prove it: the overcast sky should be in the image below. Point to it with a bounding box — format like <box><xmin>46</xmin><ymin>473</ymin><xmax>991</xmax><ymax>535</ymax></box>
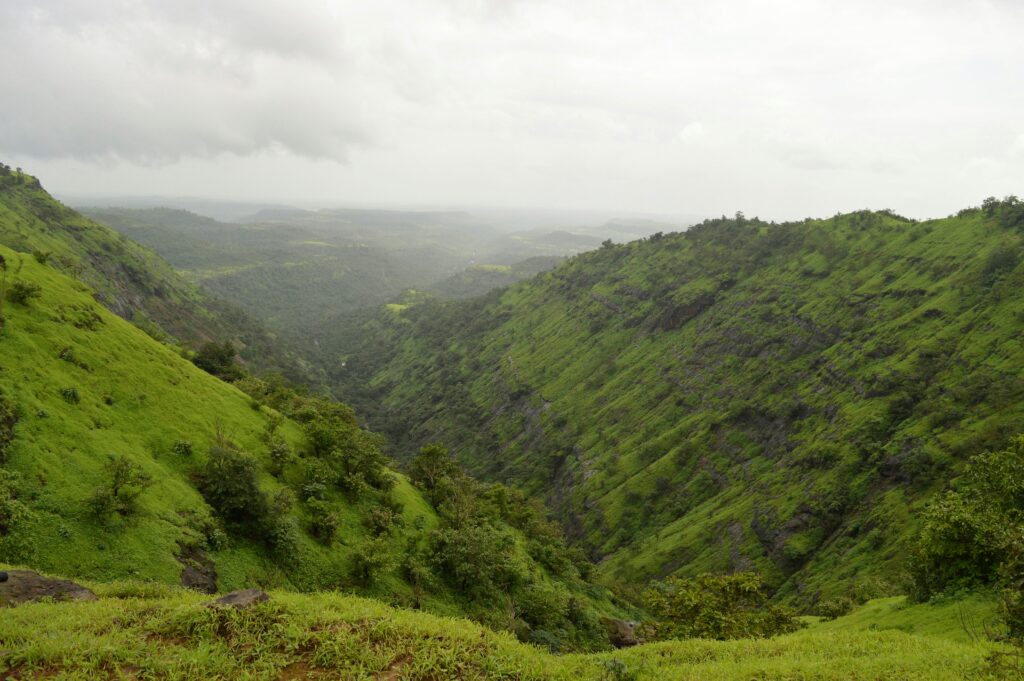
<box><xmin>1</xmin><ymin>0</ymin><xmax>1022</xmax><ymax>220</ymax></box>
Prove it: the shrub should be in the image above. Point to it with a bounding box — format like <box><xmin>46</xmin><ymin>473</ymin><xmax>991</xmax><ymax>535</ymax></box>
<box><xmin>351</xmin><ymin>536</ymin><xmax>395</xmax><ymax>585</ymax></box>
<box><xmin>87</xmin><ymin>455</ymin><xmax>153</xmax><ymax>518</ymax></box>
<box><xmin>643</xmin><ymin>572</ymin><xmax>802</xmax><ymax>640</ymax></box>
<box><xmin>192</xmin><ymin>341</ymin><xmax>244</xmax><ymax>381</ymax></box>
<box><xmin>199</xmin><ymin>445</ymin><xmax>267</xmax><ymax>527</ymax></box>
<box><xmin>307</xmin><ymin>498</ymin><xmax>340</xmax><ymax>543</ymax></box>
<box><xmin>0</xmin><ymin>470</ymin><xmax>31</xmax><ymax>535</ymax></box>
<box><xmin>171</xmin><ymin>440</ymin><xmax>194</xmax><ymax>457</ymax></box>
<box><xmin>32</xmin><ymin>250</ymin><xmax>50</xmax><ymax>265</ymax></box>
<box><xmin>60</xmin><ymin>387</ymin><xmax>80</xmax><ymax>404</ymax></box>
<box><xmin>7</xmin><ymin>280</ymin><xmax>41</xmax><ymax>305</ymax></box>
<box><xmin>267</xmin><ymin>437</ymin><xmax>292</xmax><ymax>476</ymax></box>
<box><xmin>816</xmin><ymin>596</ymin><xmax>855</xmax><ymax>620</ymax></box>
<box><xmin>364</xmin><ymin>505</ymin><xmax>399</xmax><ymax>536</ymax></box>
<box><xmin>0</xmin><ymin>394</ymin><xmax>17</xmax><ymax>463</ymax></box>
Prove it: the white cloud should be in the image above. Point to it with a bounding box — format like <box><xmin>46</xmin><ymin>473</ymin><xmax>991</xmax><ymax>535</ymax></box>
<box><xmin>1</xmin><ymin>0</ymin><xmax>1023</xmax><ymax>218</ymax></box>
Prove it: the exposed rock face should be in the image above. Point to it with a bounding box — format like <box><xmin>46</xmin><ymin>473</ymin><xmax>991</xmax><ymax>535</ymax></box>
<box><xmin>206</xmin><ymin>588</ymin><xmax>269</xmax><ymax>609</ymax></box>
<box><xmin>177</xmin><ymin>544</ymin><xmax>217</xmax><ymax>594</ymax></box>
<box><xmin>0</xmin><ymin>570</ymin><xmax>98</xmax><ymax>606</ymax></box>
<box><xmin>601</xmin><ymin>617</ymin><xmax>639</xmax><ymax>647</ymax></box>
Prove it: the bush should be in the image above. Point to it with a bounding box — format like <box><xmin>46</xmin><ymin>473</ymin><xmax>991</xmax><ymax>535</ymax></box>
<box><xmin>351</xmin><ymin>536</ymin><xmax>395</xmax><ymax>585</ymax></box>
<box><xmin>364</xmin><ymin>505</ymin><xmax>399</xmax><ymax>536</ymax></box>
<box><xmin>816</xmin><ymin>596</ymin><xmax>855</xmax><ymax>620</ymax></box>
<box><xmin>171</xmin><ymin>440</ymin><xmax>194</xmax><ymax>457</ymax></box>
<box><xmin>0</xmin><ymin>394</ymin><xmax>17</xmax><ymax>464</ymax></box>
<box><xmin>199</xmin><ymin>445</ymin><xmax>267</xmax><ymax>527</ymax></box>
<box><xmin>60</xmin><ymin>387</ymin><xmax>80</xmax><ymax>404</ymax></box>
<box><xmin>0</xmin><ymin>470</ymin><xmax>31</xmax><ymax>536</ymax></box>
<box><xmin>267</xmin><ymin>437</ymin><xmax>292</xmax><ymax>476</ymax></box>
<box><xmin>643</xmin><ymin>572</ymin><xmax>803</xmax><ymax>640</ymax></box>
<box><xmin>32</xmin><ymin>250</ymin><xmax>50</xmax><ymax>265</ymax></box>
<box><xmin>192</xmin><ymin>341</ymin><xmax>244</xmax><ymax>381</ymax></box>
<box><xmin>87</xmin><ymin>455</ymin><xmax>153</xmax><ymax>518</ymax></box>
<box><xmin>307</xmin><ymin>498</ymin><xmax>340</xmax><ymax>543</ymax></box>
<box><xmin>6</xmin><ymin>280</ymin><xmax>41</xmax><ymax>305</ymax></box>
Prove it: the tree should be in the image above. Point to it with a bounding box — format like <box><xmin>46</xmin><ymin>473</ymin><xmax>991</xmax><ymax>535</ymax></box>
<box><xmin>643</xmin><ymin>572</ymin><xmax>802</xmax><ymax>640</ymax></box>
<box><xmin>6</xmin><ymin>280</ymin><xmax>41</xmax><ymax>305</ymax></box>
<box><xmin>429</xmin><ymin>523</ymin><xmax>521</xmax><ymax>599</ymax></box>
<box><xmin>87</xmin><ymin>455</ymin><xmax>153</xmax><ymax>518</ymax></box>
<box><xmin>410</xmin><ymin>443</ymin><xmax>458</xmax><ymax>498</ymax></box>
<box><xmin>199</xmin><ymin>445</ymin><xmax>267</xmax><ymax>526</ymax></box>
<box><xmin>350</xmin><ymin>536</ymin><xmax>396</xmax><ymax>585</ymax></box>
<box><xmin>192</xmin><ymin>341</ymin><xmax>244</xmax><ymax>381</ymax></box>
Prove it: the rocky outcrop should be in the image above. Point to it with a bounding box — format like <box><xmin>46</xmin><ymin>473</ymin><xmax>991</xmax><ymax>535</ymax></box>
<box><xmin>206</xmin><ymin>588</ymin><xmax>269</xmax><ymax>609</ymax></box>
<box><xmin>0</xmin><ymin>570</ymin><xmax>98</xmax><ymax>606</ymax></box>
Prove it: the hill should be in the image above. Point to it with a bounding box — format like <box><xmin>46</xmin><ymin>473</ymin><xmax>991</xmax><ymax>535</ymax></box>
<box><xmin>0</xmin><ymin>178</ymin><xmax>623</xmax><ymax>650</ymax></box>
<box><xmin>323</xmin><ymin>201</ymin><xmax>1024</xmax><ymax>607</ymax></box>
<box><xmin>0</xmin><ymin>171</ymin><xmax>308</xmax><ymax>381</ymax></box>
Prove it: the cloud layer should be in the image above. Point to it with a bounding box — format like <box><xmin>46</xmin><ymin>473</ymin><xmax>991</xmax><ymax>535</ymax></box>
<box><xmin>1</xmin><ymin>0</ymin><xmax>1023</xmax><ymax>217</ymax></box>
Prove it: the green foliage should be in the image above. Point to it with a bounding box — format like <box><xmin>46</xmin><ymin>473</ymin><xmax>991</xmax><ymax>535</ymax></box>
<box><xmin>192</xmin><ymin>341</ymin><xmax>244</xmax><ymax>381</ymax></box>
<box><xmin>911</xmin><ymin>436</ymin><xmax>1024</xmax><ymax>639</ymax></box>
<box><xmin>59</xmin><ymin>387</ymin><xmax>80</xmax><ymax>404</ymax></box>
<box><xmin>87</xmin><ymin>455</ymin><xmax>153</xmax><ymax>519</ymax></box>
<box><xmin>198</xmin><ymin>445</ymin><xmax>266</xmax><ymax>528</ymax></box>
<box><xmin>643</xmin><ymin>572</ymin><xmax>803</xmax><ymax>640</ymax></box>
<box><xmin>6</xmin><ymin>280</ymin><xmax>40</xmax><ymax>305</ymax></box>
<box><xmin>171</xmin><ymin>439</ymin><xmax>194</xmax><ymax>457</ymax></box>
<box><xmin>350</xmin><ymin>536</ymin><xmax>396</xmax><ymax>585</ymax></box>
<box><xmin>817</xmin><ymin>596</ymin><xmax>856</xmax><ymax>620</ymax></box>
<box><xmin>0</xmin><ymin>470</ymin><xmax>31</xmax><ymax>536</ymax></box>
<box><xmin>0</xmin><ymin>394</ymin><xmax>17</xmax><ymax>463</ymax></box>
<box><xmin>31</xmin><ymin>249</ymin><xmax>50</xmax><ymax>265</ymax></box>
<box><xmin>306</xmin><ymin>498</ymin><xmax>340</xmax><ymax>544</ymax></box>
<box><xmin>430</xmin><ymin>523</ymin><xmax>521</xmax><ymax>599</ymax></box>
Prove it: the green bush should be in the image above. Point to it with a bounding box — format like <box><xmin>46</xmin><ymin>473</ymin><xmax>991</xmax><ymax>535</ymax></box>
<box><xmin>0</xmin><ymin>394</ymin><xmax>17</xmax><ymax>463</ymax></box>
<box><xmin>199</xmin><ymin>445</ymin><xmax>267</xmax><ymax>527</ymax></box>
<box><xmin>87</xmin><ymin>455</ymin><xmax>153</xmax><ymax>518</ymax></box>
<box><xmin>6</xmin><ymin>280</ymin><xmax>41</xmax><ymax>305</ymax></box>
<box><xmin>350</xmin><ymin>536</ymin><xmax>395</xmax><ymax>586</ymax></box>
<box><xmin>171</xmin><ymin>440</ymin><xmax>194</xmax><ymax>457</ymax></box>
<box><xmin>60</xmin><ymin>387</ymin><xmax>80</xmax><ymax>404</ymax></box>
<box><xmin>306</xmin><ymin>498</ymin><xmax>340</xmax><ymax>543</ymax></box>
<box><xmin>816</xmin><ymin>596</ymin><xmax>855</xmax><ymax>620</ymax></box>
<box><xmin>0</xmin><ymin>469</ymin><xmax>31</xmax><ymax>536</ymax></box>
<box><xmin>643</xmin><ymin>572</ymin><xmax>803</xmax><ymax>640</ymax></box>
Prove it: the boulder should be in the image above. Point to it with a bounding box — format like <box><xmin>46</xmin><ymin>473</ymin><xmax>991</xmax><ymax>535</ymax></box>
<box><xmin>601</xmin><ymin>617</ymin><xmax>639</xmax><ymax>647</ymax></box>
<box><xmin>206</xmin><ymin>588</ymin><xmax>269</xmax><ymax>609</ymax></box>
<box><xmin>0</xmin><ymin>570</ymin><xmax>98</xmax><ymax>606</ymax></box>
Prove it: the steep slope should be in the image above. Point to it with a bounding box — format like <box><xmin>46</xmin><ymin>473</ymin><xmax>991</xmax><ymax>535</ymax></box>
<box><xmin>0</xmin><ymin>241</ymin><xmax>620</xmax><ymax>648</ymax></box>
<box><xmin>327</xmin><ymin>201</ymin><xmax>1024</xmax><ymax>605</ymax></box>
<box><xmin>0</xmin><ymin>171</ymin><xmax>306</xmax><ymax>379</ymax></box>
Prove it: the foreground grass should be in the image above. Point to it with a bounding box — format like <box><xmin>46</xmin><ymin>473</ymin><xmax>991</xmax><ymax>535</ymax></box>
<box><xmin>0</xmin><ymin>577</ymin><xmax>1013</xmax><ymax>680</ymax></box>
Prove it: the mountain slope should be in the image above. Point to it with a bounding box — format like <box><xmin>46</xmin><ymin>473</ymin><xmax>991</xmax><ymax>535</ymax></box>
<box><xmin>0</xmin><ymin>240</ymin><xmax>619</xmax><ymax>649</ymax></box>
<box><xmin>0</xmin><ymin>172</ymin><xmax>306</xmax><ymax>379</ymax></box>
<box><xmin>326</xmin><ymin>201</ymin><xmax>1024</xmax><ymax>605</ymax></box>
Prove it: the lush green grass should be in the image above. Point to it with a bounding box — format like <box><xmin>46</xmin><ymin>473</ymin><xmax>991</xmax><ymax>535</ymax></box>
<box><xmin>810</xmin><ymin>593</ymin><xmax>1003</xmax><ymax>642</ymax></box>
<box><xmin>327</xmin><ymin>206</ymin><xmax>1024</xmax><ymax>608</ymax></box>
<box><xmin>0</xmin><ymin>571</ymin><xmax>1012</xmax><ymax>680</ymax></box>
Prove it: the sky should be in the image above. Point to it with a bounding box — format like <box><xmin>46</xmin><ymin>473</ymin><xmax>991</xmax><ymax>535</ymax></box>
<box><xmin>1</xmin><ymin>0</ymin><xmax>1023</xmax><ymax>221</ymax></box>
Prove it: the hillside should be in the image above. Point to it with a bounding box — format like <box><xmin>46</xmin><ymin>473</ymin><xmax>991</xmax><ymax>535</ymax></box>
<box><xmin>0</xmin><ymin>236</ymin><xmax>621</xmax><ymax>649</ymax></box>
<box><xmin>0</xmin><ymin>172</ymin><xmax>307</xmax><ymax>380</ymax></box>
<box><xmin>325</xmin><ymin>200</ymin><xmax>1024</xmax><ymax>606</ymax></box>
<box><xmin>0</xmin><ymin>572</ymin><xmax>1008</xmax><ymax>680</ymax></box>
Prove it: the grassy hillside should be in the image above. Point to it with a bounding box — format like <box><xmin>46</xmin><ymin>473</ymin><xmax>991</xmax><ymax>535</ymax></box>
<box><xmin>0</xmin><ymin>171</ymin><xmax>308</xmax><ymax>380</ymax></box>
<box><xmin>0</xmin><ymin>572</ymin><xmax>1011</xmax><ymax>680</ymax></box>
<box><xmin>326</xmin><ymin>201</ymin><xmax>1024</xmax><ymax>607</ymax></box>
<box><xmin>0</xmin><ymin>241</ymin><xmax>620</xmax><ymax>647</ymax></box>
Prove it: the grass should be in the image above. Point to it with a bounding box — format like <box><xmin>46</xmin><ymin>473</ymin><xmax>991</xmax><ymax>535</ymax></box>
<box><xmin>0</xmin><ymin>571</ymin><xmax>1014</xmax><ymax>680</ymax></box>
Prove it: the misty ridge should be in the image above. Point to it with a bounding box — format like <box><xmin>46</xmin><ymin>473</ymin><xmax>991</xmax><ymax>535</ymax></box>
<box><xmin>1</xmin><ymin>2</ymin><xmax>1024</xmax><ymax>680</ymax></box>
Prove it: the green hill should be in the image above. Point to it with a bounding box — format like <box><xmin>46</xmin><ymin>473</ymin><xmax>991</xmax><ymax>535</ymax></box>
<box><xmin>324</xmin><ymin>201</ymin><xmax>1024</xmax><ymax>607</ymax></box>
<box><xmin>0</xmin><ymin>176</ymin><xmax>621</xmax><ymax>651</ymax></box>
<box><xmin>0</xmin><ymin>174</ymin><xmax>308</xmax><ymax>380</ymax></box>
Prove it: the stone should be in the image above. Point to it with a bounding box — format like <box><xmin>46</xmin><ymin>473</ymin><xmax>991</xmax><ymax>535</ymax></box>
<box><xmin>0</xmin><ymin>570</ymin><xmax>97</xmax><ymax>606</ymax></box>
<box><xmin>601</xmin><ymin>617</ymin><xmax>639</xmax><ymax>647</ymax></box>
<box><xmin>206</xmin><ymin>588</ymin><xmax>269</xmax><ymax>609</ymax></box>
